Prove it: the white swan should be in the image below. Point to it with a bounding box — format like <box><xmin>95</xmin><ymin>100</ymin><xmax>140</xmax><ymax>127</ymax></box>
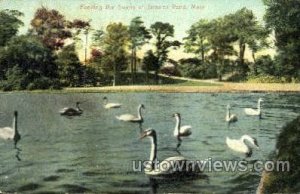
<box><xmin>59</xmin><ymin>102</ymin><xmax>83</xmax><ymax>116</ymax></box>
<box><xmin>173</xmin><ymin>113</ymin><xmax>192</xmax><ymax>149</ymax></box>
<box><xmin>103</xmin><ymin>96</ymin><xmax>121</xmax><ymax>109</ymax></box>
<box><xmin>244</xmin><ymin>98</ymin><xmax>263</xmax><ymax>118</ymax></box>
<box><xmin>0</xmin><ymin>111</ymin><xmax>21</xmax><ymax>147</ymax></box>
<box><xmin>226</xmin><ymin>135</ymin><xmax>259</xmax><ymax>157</ymax></box>
<box><xmin>116</xmin><ymin>104</ymin><xmax>144</xmax><ymax>123</ymax></box>
<box><xmin>225</xmin><ymin>104</ymin><xmax>238</xmax><ymax>123</ymax></box>
<box><xmin>140</xmin><ymin>128</ymin><xmax>197</xmax><ymax>178</ymax></box>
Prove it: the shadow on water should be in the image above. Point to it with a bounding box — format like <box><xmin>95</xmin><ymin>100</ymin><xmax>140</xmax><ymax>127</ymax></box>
<box><xmin>148</xmin><ymin>173</ymin><xmax>209</xmax><ymax>194</ymax></box>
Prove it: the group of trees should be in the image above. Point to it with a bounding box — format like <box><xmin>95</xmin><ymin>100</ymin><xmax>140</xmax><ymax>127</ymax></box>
<box><xmin>183</xmin><ymin>8</ymin><xmax>270</xmax><ymax>80</ymax></box>
<box><xmin>182</xmin><ymin>1</ymin><xmax>300</xmax><ymax>82</ymax></box>
<box><xmin>0</xmin><ymin>1</ymin><xmax>299</xmax><ymax>91</ymax></box>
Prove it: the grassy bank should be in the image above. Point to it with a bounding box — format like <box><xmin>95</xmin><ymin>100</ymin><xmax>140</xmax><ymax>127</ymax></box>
<box><xmin>257</xmin><ymin>116</ymin><xmax>300</xmax><ymax>193</ymax></box>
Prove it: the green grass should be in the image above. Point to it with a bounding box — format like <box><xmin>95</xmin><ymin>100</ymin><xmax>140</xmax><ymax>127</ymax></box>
<box><xmin>163</xmin><ymin>80</ymin><xmax>221</xmax><ymax>86</ymax></box>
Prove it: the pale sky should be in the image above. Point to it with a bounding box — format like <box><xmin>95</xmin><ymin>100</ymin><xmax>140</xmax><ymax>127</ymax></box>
<box><xmin>1</xmin><ymin>0</ymin><xmax>269</xmax><ymax>61</ymax></box>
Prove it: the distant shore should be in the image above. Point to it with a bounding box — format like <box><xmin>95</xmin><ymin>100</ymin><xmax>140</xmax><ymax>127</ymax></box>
<box><xmin>64</xmin><ymin>82</ymin><xmax>300</xmax><ymax>93</ymax></box>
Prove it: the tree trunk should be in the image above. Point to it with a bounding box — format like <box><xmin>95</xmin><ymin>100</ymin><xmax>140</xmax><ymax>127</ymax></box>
<box><xmin>155</xmin><ymin>70</ymin><xmax>159</xmax><ymax>84</ymax></box>
<box><xmin>200</xmin><ymin>38</ymin><xmax>205</xmax><ymax>61</ymax></box>
<box><xmin>239</xmin><ymin>41</ymin><xmax>246</xmax><ymax>74</ymax></box>
<box><xmin>113</xmin><ymin>64</ymin><xmax>117</xmax><ymax>86</ymax></box>
<box><xmin>146</xmin><ymin>64</ymin><xmax>149</xmax><ymax>84</ymax></box>
<box><xmin>252</xmin><ymin>51</ymin><xmax>257</xmax><ymax>75</ymax></box>
<box><xmin>133</xmin><ymin>47</ymin><xmax>137</xmax><ymax>83</ymax></box>
<box><xmin>130</xmin><ymin>48</ymin><xmax>134</xmax><ymax>84</ymax></box>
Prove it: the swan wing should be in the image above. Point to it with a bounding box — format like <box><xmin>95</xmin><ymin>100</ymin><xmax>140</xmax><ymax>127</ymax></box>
<box><xmin>226</xmin><ymin>137</ymin><xmax>248</xmax><ymax>153</ymax></box>
<box><xmin>244</xmin><ymin>108</ymin><xmax>259</xmax><ymax>116</ymax></box>
<box><xmin>116</xmin><ymin>114</ymin><xmax>137</xmax><ymax>121</ymax></box>
<box><xmin>105</xmin><ymin>103</ymin><xmax>122</xmax><ymax>109</ymax></box>
<box><xmin>0</xmin><ymin>127</ymin><xmax>14</xmax><ymax>140</ymax></box>
<box><xmin>179</xmin><ymin>125</ymin><xmax>192</xmax><ymax>136</ymax></box>
<box><xmin>228</xmin><ymin>114</ymin><xmax>238</xmax><ymax>122</ymax></box>
<box><xmin>145</xmin><ymin>156</ymin><xmax>187</xmax><ymax>176</ymax></box>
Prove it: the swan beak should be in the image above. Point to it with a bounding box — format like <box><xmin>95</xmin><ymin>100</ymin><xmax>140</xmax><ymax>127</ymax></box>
<box><xmin>139</xmin><ymin>132</ymin><xmax>148</xmax><ymax>139</ymax></box>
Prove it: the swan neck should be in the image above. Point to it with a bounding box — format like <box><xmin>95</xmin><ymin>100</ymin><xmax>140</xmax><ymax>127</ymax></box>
<box><xmin>226</xmin><ymin>107</ymin><xmax>230</xmax><ymax>118</ymax></box>
<box><xmin>257</xmin><ymin>101</ymin><xmax>261</xmax><ymax>110</ymax></box>
<box><xmin>76</xmin><ymin>104</ymin><xmax>82</xmax><ymax>112</ymax></box>
<box><xmin>13</xmin><ymin>114</ymin><xmax>18</xmax><ymax>134</ymax></box>
<box><xmin>103</xmin><ymin>98</ymin><xmax>108</xmax><ymax>105</ymax></box>
<box><xmin>149</xmin><ymin>135</ymin><xmax>157</xmax><ymax>169</ymax></box>
<box><xmin>138</xmin><ymin>106</ymin><xmax>143</xmax><ymax>120</ymax></box>
<box><xmin>175</xmin><ymin>116</ymin><xmax>181</xmax><ymax>134</ymax></box>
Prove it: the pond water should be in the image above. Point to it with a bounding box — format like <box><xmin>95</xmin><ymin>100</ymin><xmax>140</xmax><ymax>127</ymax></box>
<box><xmin>0</xmin><ymin>92</ymin><xmax>299</xmax><ymax>193</ymax></box>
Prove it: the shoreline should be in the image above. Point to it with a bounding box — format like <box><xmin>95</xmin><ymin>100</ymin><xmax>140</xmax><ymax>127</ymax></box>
<box><xmin>0</xmin><ymin>83</ymin><xmax>299</xmax><ymax>94</ymax></box>
<box><xmin>64</xmin><ymin>82</ymin><xmax>300</xmax><ymax>93</ymax></box>
<box><xmin>63</xmin><ymin>82</ymin><xmax>300</xmax><ymax>93</ymax></box>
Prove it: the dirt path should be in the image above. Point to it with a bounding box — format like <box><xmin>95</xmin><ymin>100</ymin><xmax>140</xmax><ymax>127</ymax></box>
<box><xmin>65</xmin><ymin>82</ymin><xmax>300</xmax><ymax>93</ymax></box>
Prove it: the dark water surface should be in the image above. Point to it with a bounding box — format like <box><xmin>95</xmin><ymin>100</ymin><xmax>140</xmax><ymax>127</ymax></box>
<box><xmin>0</xmin><ymin>92</ymin><xmax>299</xmax><ymax>193</ymax></box>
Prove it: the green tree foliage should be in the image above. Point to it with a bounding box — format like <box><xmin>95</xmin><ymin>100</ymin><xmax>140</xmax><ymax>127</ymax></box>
<box><xmin>142</xmin><ymin>50</ymin><xmax>158</xmax><ymax>83</ymax></box>
<box><xmin>150</xmin><ymin>22</ymin><xmax>181</xmax><ymax>83</ymax></box>
<box><xmin>264</xmin><ymin>0</ymin><xmax>300</xmax><ymax>78</ymax></box>
<box><xmin>225</xmin><ymin>8</ymin><xmax>269</xmax><ymax>75</ymax></box>
<box><xmin>207</xmin><ymin>18</ymin><xmax>237</xmax><ymax>80</ymax></box>
<box><xmin>56</xmin><ymin>44</ymin><xmax>83</xmax><ymax>87</ymax></box>
<box><xmin>102</xmin><ymin>23</ymin><xmax>129</xmax><ymax>86</ymax></box>
<box><xmin>179</xmin><ymin>58</ymin><xmax>217</xmax><ymax>79</ymax></box>
<box><xmin>129</xmin><ymin>17</ymin><xmax>151</xmax><ymax>83</ymax></box>
<box><xmin>0</xmin><ymin>35</ymin><xmax>60</xmax><ymax>90</ymax></box>
<box><xmin>184</xmin><ymin>19</ymin><xmax>211</xmax><ymax>61</ymax></box>
<box><xmin>0</xmin><ymin>9</ymin><xmax>23</xmax><ymax>47</ymax></box>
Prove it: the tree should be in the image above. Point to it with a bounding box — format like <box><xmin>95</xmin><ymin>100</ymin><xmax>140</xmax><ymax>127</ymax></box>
<box><xmin>30</xmin><ymin>7</ymin><xmax>72</xmax><ymax>50</ymax></box>
<box><xmin>0</xmin><ymin>35</ymin><xmax>59</xmax><ymax>90</ymax></box>
<box><xmin>102</xmin><ymin>23</ymin><xmax>129</xmax><ymax>86</ymax></box>
<box><xmin>184</xmin><ymin>19</ymin><xmax>211</xmax><ymax>61</ymax></box>
<box><xmin>71</xmin><ymin>19</ymin><xmax>91</xmax><ymax>65</ymax></box>
<box><xmin>207</xmin><ymin>18</ymin><xmax>237</xmax><ymax>81</ymax></box>
<box><xmin>264</xmin><ymin>0</ymin><xmax>300</xmax><ymax>78</ymax></box>
<box><xmin>56</xmin><ymin>44</ymin><xmax>83</xmax><ymax>87</ymax></box>
<box><xmin>142</xmin><ymin>50</ymin><xmax>158</xmax><ymax>83</ymax></box>
<box><xmin>129</xmin><ymin>17</ymin><xmax>151</xmax><ymax>84</ymax></box>
<box><xmin>225</xmin><ymin>8</ymin><xmax>267</xmax><ymax>75</ymax></box>
<box><xmin>0</xmin><ymin>9</ymin><xmax>24</xmax><ymax>47</ymax></box>
<box><xmin>150</xmin><ymin>22</ymin><xmax>181</xmax><ymax>83</ymax></box>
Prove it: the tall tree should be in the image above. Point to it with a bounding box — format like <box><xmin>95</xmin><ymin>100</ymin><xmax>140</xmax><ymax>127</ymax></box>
<box><xmin>184</xmin><ymin>19</ymin><xmax>211</xmax><ymax>61</ymax></box>
<box><xmin>225</xmin><ymin>8</ymin><xmax>266</xmax><ymax>75</ymax></box>
<box><xmin>207</xmin><ymin>18</ymin><xmax>236</xmax><ymax>81</ymax></box>
<box><xmin>56</xmin><ymin>44</ymin><xmax>83</xmax><ymax>87</ymax></box>
<box><xmin>142</xmin><ymin>50</ymin><xmax>158</xmax><ymax>84</ymax></box>
<box><xmin>0</xmin><ymin>35</ymin><xmax>59</xmax><ymax>90</ymax></box>
<box><xmin>150</xmin><ymin>22</ymin><xmax>180</xmax><ymax>83</ymax></box>
<box><xmin>30</xmin><ymin>7</ymin><xmax>72</xmax><ymax>50</ymax></box>
<box><xmin>264</xmin><ymin>0</ymin><xmax>300</xmax><ymax>78</ymax></box>
<box><xmin>0</xmin><ymin>9</ymin><xmax>23</xmax><ymax>47</ymax></box>
<box><xmin>102</xmin><ymin>23</ymin><xmax>129</xmax><ymax>86</ymax></box>
<box><xmin>129</xmin><ymin>17</ymin><xmax>151</xmax><ymax>84</ymax></box>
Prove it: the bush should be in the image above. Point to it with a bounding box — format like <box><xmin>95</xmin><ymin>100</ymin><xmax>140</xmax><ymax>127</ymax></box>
<box><xmin>178</xmin><ymin>58</ymin><xmax>217</xmax><ymax>79</ymax></box>
<box><xmin>160</xmin><ymin>66</ymin><xmax>181</xmax><ymax>76</ymax></box>
<box><xmin>246</xmin><ymin>74</ymin><xmax>298</xmax><ymax>83</ymax></box>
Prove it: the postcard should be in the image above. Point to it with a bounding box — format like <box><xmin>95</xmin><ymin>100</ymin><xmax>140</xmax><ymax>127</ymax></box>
<box><xmin>0</xmin><ymin>0</ymin><xmax>299</xmax><ymax>193</ymax></box>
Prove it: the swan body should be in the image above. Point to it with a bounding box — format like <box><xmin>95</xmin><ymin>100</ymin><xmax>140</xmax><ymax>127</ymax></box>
<box><xmin>116</xmin><ymin>104</ymin><xmax>144</xmax><ymax>123</ymax></box>
<box><xmin>225</xmin><ymin>104</ymin><xmax>238</xmax><ymax>123</ymax></box>
<box><xmin>0</xmin><ymin>111</ymin><xmax>21</xmax><ymax>147</ymax></box>
<box><xmin>60</xmin><ymin>102</ymin><xmax>83</xmax><ymax>116</ymax></box>
<box><xmin>141</xmin><ymin>129</ymin><xmax>196</xmax><ymax>178</ymax></box>
<box><xmin>226</xmin><ymin>135</ymin><xmax>259</xmax><ymax>157</ymax></box>
<box><xmin>173</xmin><ymin>113</ymin><xmax>192</xmax><ymax>149</ymax></box>
<box><xmin>103</xmin><ymin>97</ymin><xmax>121</xmax><ymax>109</ymax></box>
<box><xmin>244</xmin><ymin>98</ymin><xmax>263</xmax><ymax>117</ymax></box>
